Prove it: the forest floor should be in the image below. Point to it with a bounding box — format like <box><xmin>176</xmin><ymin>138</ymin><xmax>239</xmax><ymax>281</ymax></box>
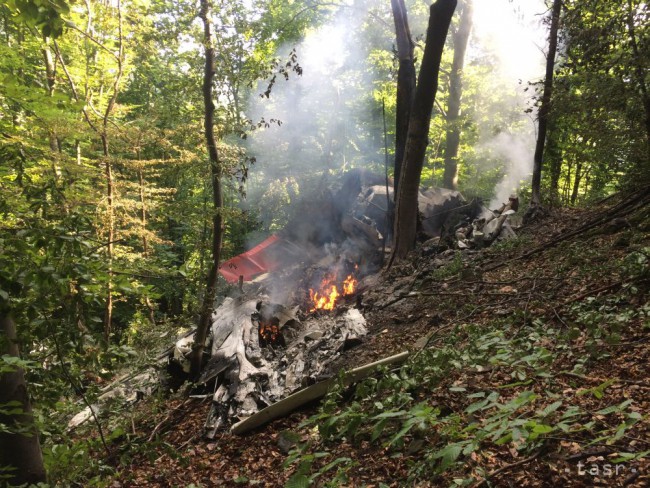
<box><xmin>103</xmin><ymin>190</ymin><xmax>649</xmax><ymax>487</ymax></box>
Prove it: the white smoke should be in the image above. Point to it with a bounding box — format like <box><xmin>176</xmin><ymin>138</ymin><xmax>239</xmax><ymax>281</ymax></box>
<box><xmin>244</xmin><ymin>0</ymin><xmax>550</xmax><ymax>214</ymax></box>
<box><xmin>469</xmin><ymin>0</ymin><xmax>548</xmax><ymax>207</ymax></box>
<box><xmin>245</xmin><ymin>3</ymin><xmax>383</xmax><ymax>213</ymax></box>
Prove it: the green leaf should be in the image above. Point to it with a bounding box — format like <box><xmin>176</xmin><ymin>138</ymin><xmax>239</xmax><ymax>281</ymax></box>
<box><xmin>467</xmin><ymin>392</ymin><xmax>486</xmax><ymax>399</ymax></box>
<box><xmin>388</xmin><ymin>422</ymin><xmax>414</xmax><ymax>447</ymax></box>
<box><xmin>372</xmin><ymin>410</ymin><xmax>407</xmax><ymax>420</ymax></box>
<box><xmin>435</xmin><ymin>443</ymin><xmax>464</xmax><ymax>471</ymax></box>
<box><xmin>611</xmin><ymin>450</ymin><xmax>650</xmax><ymax>463</ymax></box>
<box><xmin>596</xmin><ymin>405</ymin><xmax>620</xmax><ymax>415</ymax></box>
<box><xmin>532</xmin><ymin>423</ymin><xmax>554</xmax><ymax>434</ymax></box>
<box><xmin>285</xmin><ymin>474</ymin><xmax>309</xmax><ymax>488</ymax></box>
<box><xmin>313</xmin><ymin>457</ymin><xmax>351</xmax><ymax>479</ymax></box>
<box><xmin>538</xmin><ymin>401</ymin><xmax>563</xmax><ymax>417</ymax></box>
<box><xmin>371</xmin><ymin>419</ymin><xmax>387</xmax><ymax>442</ymax></box>
<box><xmin>466</xmin><ymin>399</ymin><xmax>489</xmax><ymax>413</ymax></box>
<box><xmin>494</xmin><ymin>433</ymin><xmax>512</xmax><ymax>445</ymax></box>
<box><xmin>498</xmin><ymin>378</ymin><xmax>533</xmax><ymax>389</ymax></box>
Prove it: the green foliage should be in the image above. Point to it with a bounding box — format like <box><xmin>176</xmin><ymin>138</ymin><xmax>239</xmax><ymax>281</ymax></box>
<box><xmin>545</xmin><ymin>0</ymin><xmax>650</xmax><ymax>202</ymax></box>
<box><xmin>429</xmin><ymin>252</ymin><xmax>464</xmax><ymax>280</ymax></box>
<box><xmin>567</xmin><ymin>286</ymin><xmax>649</xmax><ymax>354</ymax></box>
<box><xmin>484</xmin><ymin>235</ymin><xmax>532</xmax><ymax>255</ymax></box>
<box><xmin>284</xmin><ymin>433</ymin><xmax>355</xmax><ymax>488</ymax></box>
<box><xmin>290</xmin><ymin>282</ymin><xmax>648</xmax><ymax>483</ymax></box>
<box><xmin>43</xmin><ymin>437</ymin><xmax>115</xmax><ymax>486</ymax></box>
<box><xmin>4</xmin><ymin>0</ymin><xmax>70</xmax><ymax>38</ymax></box>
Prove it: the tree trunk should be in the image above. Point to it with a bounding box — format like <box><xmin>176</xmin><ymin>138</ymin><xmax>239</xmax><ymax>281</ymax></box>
<box><xmin>390</xmin><ymin>0</ymin><xmax>457</xmax><ymax>262</ymax></box>
<box><xmin>0</xmin><ymin>311</ymin><xmax>47</xmax><ymax>486</ymax></box>
<box><xmin>530</xmin><ymin>0</ymin><xmax>562</xmax><ymax>206</ymax></box>
<box><xmin>101</xmin><ymin>135</ymin><xmax>114</xmax><ymax>342</ymax></box>
<box><xmin>563</xmin><ymin>159</ymin><xmax>572</xmax><ymax>205</ymax></box>
<box><xmin>442</xmin><ymin>0</ymin><xmax>473</xmax><ymax>190</ymax></box>
<box><xmin>570</xmin><ymin>161</ymin><xmax>582</xmax><ymax>205</ymax></box>
<box><xmin>391</xmin><ymin>0</ymin><xmax>416</xmax><ymax>195</ymax></box>
<box><xmin>137</xmin><ymin>159</ymin><xmax>148</xmax><ymax>255</ymax></box>
<box><xmin>101</xmin><ymin>0</ymin><xmax>124</xmax><ymax>342</ymax></box>
<box><xmin>42</xmin><ymin>43</ymin><xmax>61</xmax><ymax>157</ymax></box>
<box><xmin>625</xmin><ymin>0</ymin><xmax>650</xmax><ymax>161</ymax></box>
<box><xmin>191</xmin><ymin>0</ymin><xmax>224</xmax><ymax>379</ymax></box>
<box><xmin>547</xmin><ymin>118</ymin><xmax>563</xmax><ymax>206</ymax></box>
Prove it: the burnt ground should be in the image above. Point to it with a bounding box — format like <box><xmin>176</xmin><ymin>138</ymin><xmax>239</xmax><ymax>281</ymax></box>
<box><xmin>104</xmin><ymin>190</ymin><xmax>649</xmax><ymax>488</ymax></box>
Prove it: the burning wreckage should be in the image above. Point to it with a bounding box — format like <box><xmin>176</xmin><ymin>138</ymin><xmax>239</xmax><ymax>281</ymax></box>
<box><xmin>172</xmin><ymin>171</ymin><xmax>520</xmax><ymax>436</ymax></box>
<box><xmin>68</xmin><ymin>170</ymin><xmax>520</xmax><ymax>435</ymax></box>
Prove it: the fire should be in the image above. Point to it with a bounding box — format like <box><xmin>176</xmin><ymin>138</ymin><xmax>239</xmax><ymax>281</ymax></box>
<box><xmin>309</xmin><ymin>273</ymin><xmax>358</xmax><ymax>311</ymax></box>
<box><xmin>259</xmin><ymin>320</ymin><xmax>281</xmax><ymax>345</ymax></box>
<box><xmin>343</xmin><ymin>274</ymin><xmax>358</xmax><ymax>295</ymax></box>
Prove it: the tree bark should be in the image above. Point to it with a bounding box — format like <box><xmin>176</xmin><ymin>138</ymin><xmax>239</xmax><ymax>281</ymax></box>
<box><xmin>625</xmin><ymin>0</ymin><xmax>650</xmax><ymax>160</ymax></box>
<box><xmin>570</xmin><ymin>161</ymin><xmax>582</xmax><ymax>204</ymax></box>
<box><xmin>137</xmin><ymin>156</ymin><xmax>148</xmax><ymax>255</ymax></box>
<box><xmin>390</xmin><ymin>0</ymin><xmax>457</xmax><ymax>262</ymax></box>
<box><xmin>101</xmin><ymin>0</ymin><xmax>124</xmax><ymax>342</ymax></box>
<box><xmin>547</xmin><ymin>118</ymin><xmax>563</xmax><ymax>206</ymax></box>
<box><xmin>563</xmin><ymin>160</ymin><xmax>572</xmax><ymax>205</ymax></box>
<box><xmin>442</xmin><ymin>0</ymin><xmax>472</xmax><ymax>190</ymax></box>
<box><xmin>530</xmin><ymin>0</ymin><xmax>562</xmax><ymax>206</ymax></box>
<box><xmin>0</xmin><ymin>311</ymin><xmax>47</xmax><ymax>486</ymax></box>
<box><xmin>191</xmin><ymin>0</ymin><xmax>224</xmax><ymax>379</ymax></box>
<box><xmin>391</xmin><ymin>0</ymin><xmax>416</xmax><ymax>195</ymax></box>
<box><xmin>42</xmin><ymin>42</ymin><xmax>61</xmax><ymax>156</ymax></box>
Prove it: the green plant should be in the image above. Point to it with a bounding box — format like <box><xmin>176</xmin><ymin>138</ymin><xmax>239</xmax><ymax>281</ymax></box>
<box><xmin>430</xmin><ymin>252</ymin><xmax>464</xmax><ymax>280</ymax></box>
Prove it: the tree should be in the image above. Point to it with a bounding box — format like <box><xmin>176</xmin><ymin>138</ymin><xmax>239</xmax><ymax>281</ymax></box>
<box><xmin>442</xmin><ymin>0</ymin><xmax>472</xmax><ymax>190</ymax></box>
<box><xmin>529</xmin><ymin>0</ymin><xmax>562</xmax><ymax>209</ymax></box>
<box><xmin>0</xmin><ymin>309</ymin><xmax>46</xmax><ymax>486</ymax></box>
<box><xmin>391</xmin><ymin>0</ymin><xmax>416</xmax><ymax>195</ymax></box>
<box><xmin>190</xmin><ymin>0</ymin><xmax>225</xmax><ymax>379</ymax></box>
<box><xmin>391</xmin><ymin>0</ymin><xmax>457</xmax><ymax>262</ymax></box>
<box><xmin>624</xmin><ymin>0</ymin><xmax>650</xmax><ymax>153</ymax></box>
<box><xmin>537</xmin><ymin>0</ymin><xmax>648</xmax><ymax>202</ymax></box>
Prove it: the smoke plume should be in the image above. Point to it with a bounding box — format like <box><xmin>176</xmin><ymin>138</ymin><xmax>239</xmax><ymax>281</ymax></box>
<box><xmin>469</xmin><ymin>0</ymin><xmax>548</xmax><ymax>208</ymax></box>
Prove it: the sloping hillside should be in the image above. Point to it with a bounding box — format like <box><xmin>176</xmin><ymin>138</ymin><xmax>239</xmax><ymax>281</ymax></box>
<box><xmin>106</xmin><ymin>189</ymin><xmax>649</xmax><ymax>487</ymax></box>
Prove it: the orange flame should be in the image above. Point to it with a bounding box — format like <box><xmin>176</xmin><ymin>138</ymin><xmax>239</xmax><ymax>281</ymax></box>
<box><xmin>343</xmin><ymin>274</ymin><xmax>358</xmax><ymax>295</ymax></box>
<box><xmin>259</xmin><ymin>321</ymin><xmax>280</xmax><ymax>343</ymax></box>
<box><xmin>309</xmin><ymin>273</ymin><xmax>358</xmax><ymax>311</ymax></box>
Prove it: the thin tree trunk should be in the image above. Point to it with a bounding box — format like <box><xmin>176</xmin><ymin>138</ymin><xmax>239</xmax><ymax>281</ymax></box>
<box><xmin>390</xmin><ymin>0</ymin><xmax>457</xmax><ymax>263</ymax></box>
<box><xmin>570</xmin><ymin>161</ymin><xmax>582</xmax><ymax>205</ymax></box>
<box><xmin>0</xmin><ymin>311</ymin><xmax>47</xmax><ymax>486</ymax></box>
<box><xmin>136</xmin><ymin>157</ymin><xmax>156</xmax><ymax>325</ymax></box>
<box><xmin>391</xmin><ymin>0</ymin><xmax>416</xmax><ymax>195</ymax></box>
<box><xmin>547</xmin><ymin>119</ymin><xmax>563</xmax><ymax>206</ymax></box>
<box><xmin>442</xmin><ymin>0</ymin><xmax>473</xmax><ymax>190</ymax></box>
<box><xmin>42</xmin><ymin>43</ymin><xmax>60</xmax><ymax>156</ymax></box>
<box><xmin>625</xmin><ymin>0</ymin><xmax>650</xmax><ymax>160</ymax></box>
<box><xmin>191</xmin><ymin>0</ymin><xmax>225</xmax><ymax>379</ymax></box>
<box><xmin>137</xmin><ymin>158</ymin><xmax>148</xmax><ymax>255</ymax></box>
<box><xmin>563</xmin><ymin>160</ymin><xmax>572</xmax><ymax>205</ymax></box>
<box><xmin>101</xmin><ymin>134</ymin><xmax>114</xmax><ymax>341</ymax></box>
<box><xmin>101</xmin><ymin>0</ymin><xmax>124</xmax><ymax>342</ymax></box>
<box><xmin>530</xmin><ymin>0</ymin><xmax>562</xmax><ymax>206</ymax></box>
